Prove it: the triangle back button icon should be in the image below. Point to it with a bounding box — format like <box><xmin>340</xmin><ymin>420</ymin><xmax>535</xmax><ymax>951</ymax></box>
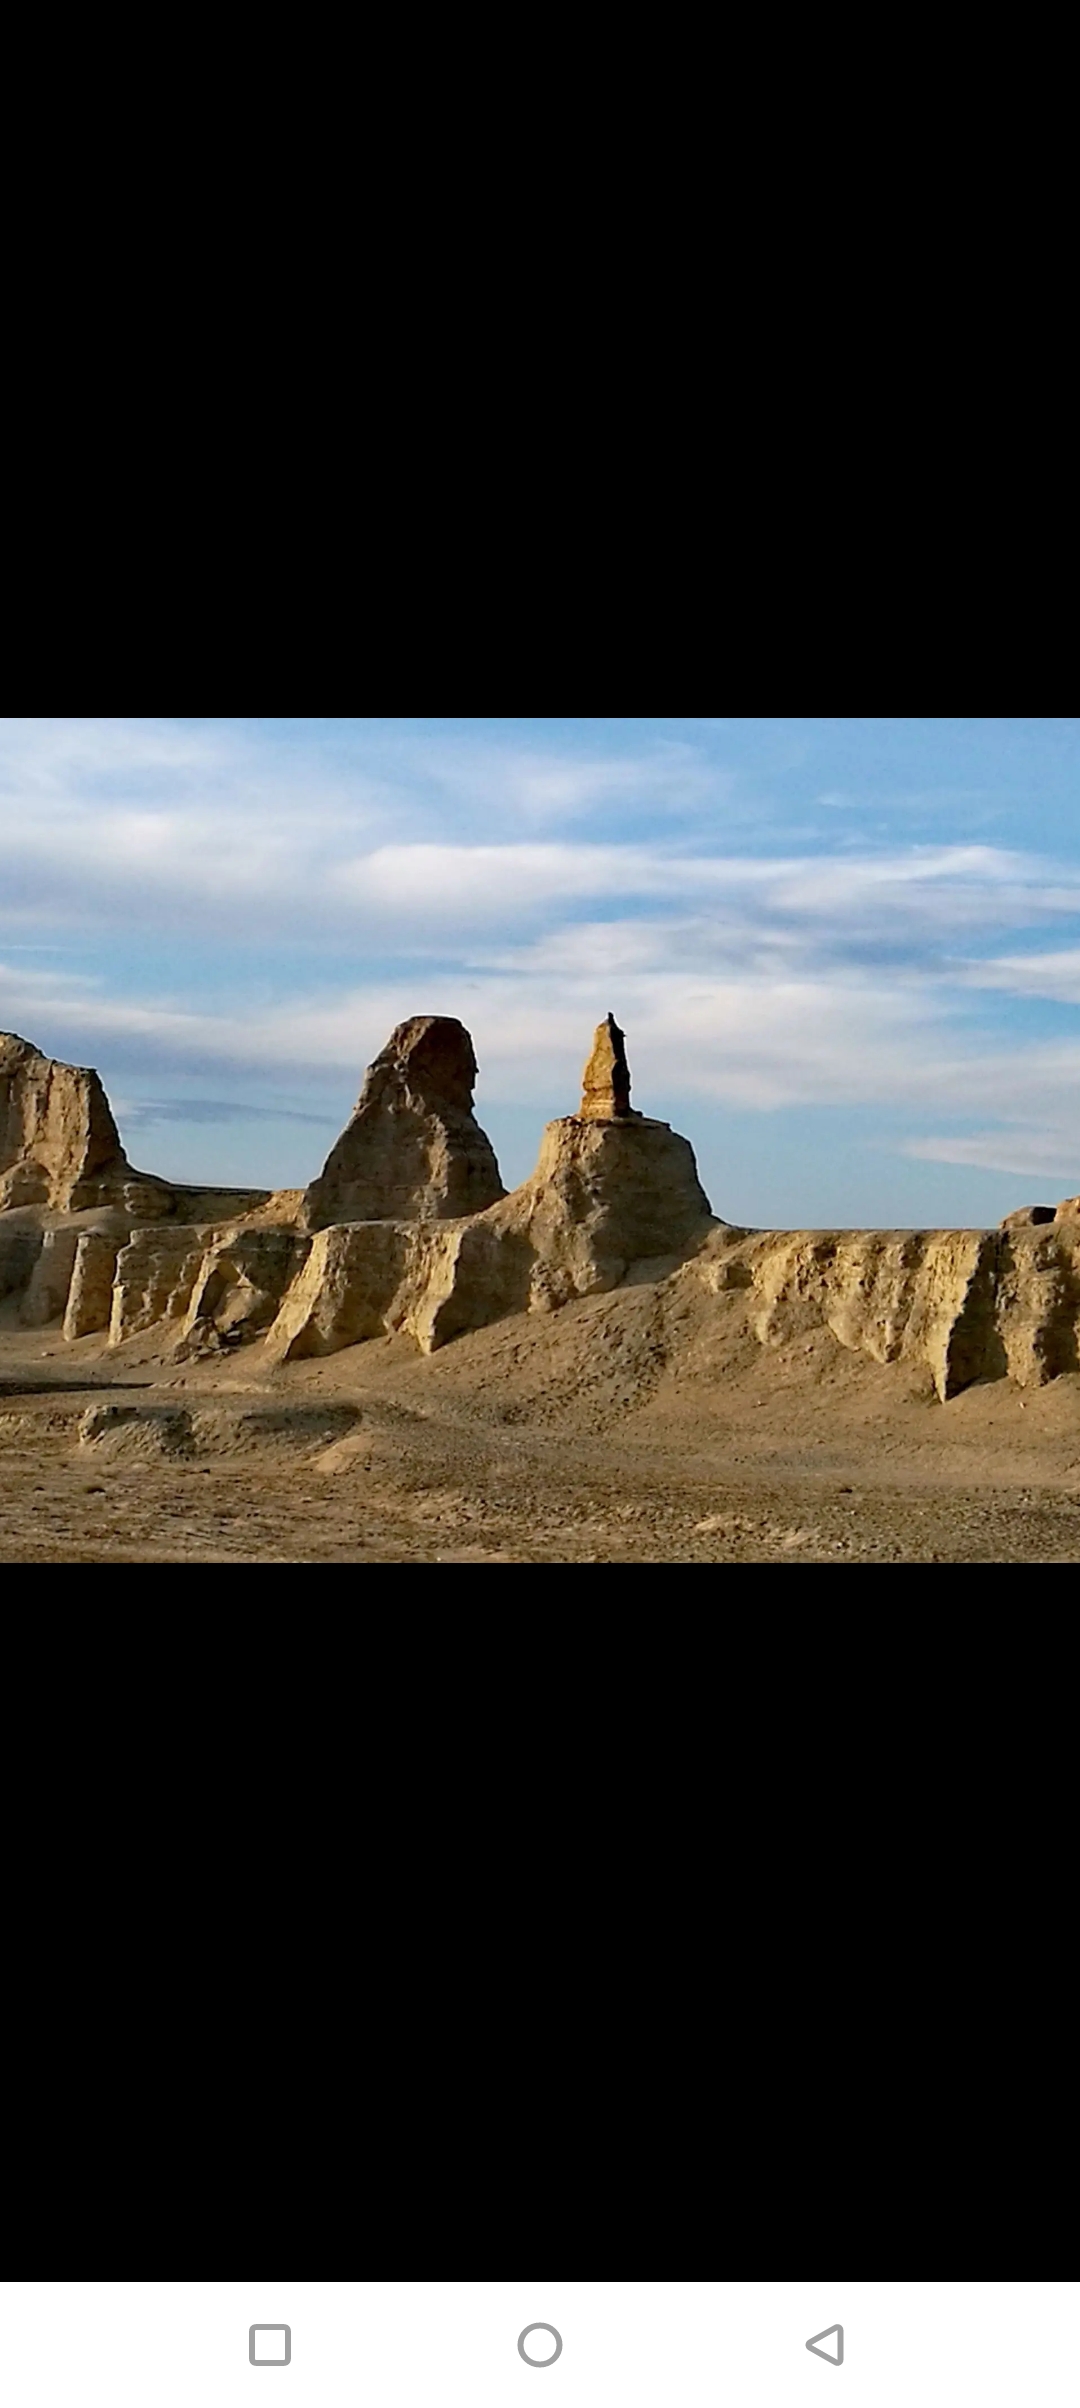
<box><xmin>806</xmin><ymin>2326</ymin><xmax>844</xmax><ymax>2366</ymax></box>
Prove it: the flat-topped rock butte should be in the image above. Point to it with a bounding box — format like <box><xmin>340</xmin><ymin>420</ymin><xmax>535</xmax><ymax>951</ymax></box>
<box><xmin>3</xmin><ymin>1014</ymin><xmax>1080</xmax><ymax>1396</ymax></box>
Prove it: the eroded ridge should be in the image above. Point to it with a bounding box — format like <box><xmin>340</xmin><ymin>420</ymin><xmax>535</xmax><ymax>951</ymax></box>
<box><xmin>4</xmin><ymin>1018</ymin><xmax>1080</xmax><ymax>1404</ymax></box>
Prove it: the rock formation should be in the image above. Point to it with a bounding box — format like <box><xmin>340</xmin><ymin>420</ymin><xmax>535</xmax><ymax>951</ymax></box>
<box><xmin>175</xmin><ymin>1225</ymin><xmax>311</xmax><ymax>1354</ymax></box>
<box><xmin>63</xmin><ymin>1228</ymin><xmax>125</xmax><ymax>1340</ymax></box>
<box><xmin>19</xmin><ymin>1227</ymin><xmax>84</xmax><ymax>1327</ymax></box>
<box><xmin>1</xmin><ymin>1032</ymin><xmax>132</xmax><ymax>1210</ymax></box>
<box><xmin>683</xmin><ymin>1215</ymin><xmax>1080</xmax><ymax>1399</ymax></box>
<box><xmin>579</xmin><ymin>1013</ymin><xmax>635</xmax><ymax>1119</ymax></box>
<box><xmin>7</xmin><ymin>1011</ymin><xmax>1080</xmax><ymax>1407</ymax></box>
<box><xmin>0</xmin><ymin>1031</ymin><xmax>271</xmax><ymax>1223</ymax></box>
<box><xmin>0</xmin><ymin>1211</ymin><xmax>44</xmax><ymax>1302</ymax></box>
<box><xmin>265</xmin><ymin>1021</ymin><xmax>717</xmax><ymax>1361</ymax></box>
<box><xmin>108</xmin><ymin>1225</ymin><xmax>218</xmax><ymax>1345</ymax></box>
<box><xmin>299</xmin><ymin>1016</ymin><xmax>506</xmax><ymax>1232</ymax></box>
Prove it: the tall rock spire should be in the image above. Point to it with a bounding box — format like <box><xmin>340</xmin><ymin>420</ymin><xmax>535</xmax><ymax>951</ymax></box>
<box><xmin>578</xmin><ymin>1012</ymin><xmax>636</xmax><ymax>1120</ymax></box>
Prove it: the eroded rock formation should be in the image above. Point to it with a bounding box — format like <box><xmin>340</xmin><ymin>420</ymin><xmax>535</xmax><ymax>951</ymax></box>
<box><xmin>1</xmin><ymin>1032</ymin><xmax>271</xmax><ymax>1224</ymax></box>
<box><xmin>63</xmin><ymin>1229</ymin><xmax>125</xmax><ymax>1340</ymax></box>
<box><xmin>266</xmin><ymin>1029</ymin><xmax>718</xmax><ymax>1359</ymax></box>
<box><xmin>579</xmin><ymin>1013</ymin><xmax>635</xmax><ymax>1119</ymax></box>
<box><xmin>300</xmin><ymin>1016</ymin><xmax>506</xmax><ymax>1232</ymax></box>
<box><xmin>1</xmin><ymin>1032</ymin><xmax>132</xmax><ymax>1210</ymax></box>
<box><xmin>685</xmin><ymin>1217</ymin><xmax>1080</xmax><ymax>1399</ymax></box>
<box><xmin>5</xmin><ymin>1013</ymin><xmax>1080</xmax><ymax>1406</ymax></box>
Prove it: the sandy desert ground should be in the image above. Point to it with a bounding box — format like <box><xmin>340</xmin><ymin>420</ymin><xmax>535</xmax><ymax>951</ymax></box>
<box><xmin>5</xmin><ymin>1258</ymin><xmax>1080</xmax><ymax>1564</ymax></box>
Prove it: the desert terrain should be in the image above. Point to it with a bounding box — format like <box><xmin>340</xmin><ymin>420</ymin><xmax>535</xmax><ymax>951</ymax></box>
<box><xmin>5</xmin><ymin>1267</ymin><xmax>1080</xmax><ymax>1564</ymax></box>
<box><xmin>4</xmin><ymin>1014</ymin><xmax>1080</xmax><ymax>1564</ymax></box>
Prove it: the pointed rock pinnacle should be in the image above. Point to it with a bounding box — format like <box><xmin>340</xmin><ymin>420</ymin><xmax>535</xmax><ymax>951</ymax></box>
<box><xmin>578</xmin><ymin>1012</ymin><xmax>637</xmax><ymax>1120</ymax></box>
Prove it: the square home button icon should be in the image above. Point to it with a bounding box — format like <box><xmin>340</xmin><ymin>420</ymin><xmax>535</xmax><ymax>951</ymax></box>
<box><xmin>250</xmin><ymin>2327</ymin><xmax>291</xmax><ymax>2366</ymax></box>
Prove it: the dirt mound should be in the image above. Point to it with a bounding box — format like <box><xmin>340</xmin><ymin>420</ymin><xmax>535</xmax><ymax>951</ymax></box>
<box><xmin>77</xmin><ymin>1397</ymin><xmax>364</xmax><ymax>1460</ymax></box>
<box><xmin>188</xmin><ymin>1404</ymin><xmax>364</xmax><ymax>1455</ymax></box>
<box><xmin>79</xmin><ymin>1402</ymin><xmax>196</xmax><ymax>1457</ymax></box>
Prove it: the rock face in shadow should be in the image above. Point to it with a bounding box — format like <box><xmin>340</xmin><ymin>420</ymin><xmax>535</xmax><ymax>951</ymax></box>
<box><xmin>0</xmin><ymin>1211</ymin><xmax>45</xmax><ymax>1301</ymax></box>
<box><xmin>300</xmin><ymin>1017</ymin><xmax>506</xmax><ymax>1233</ymax></box>
<box><xmin>19</xmin><ymin>1227</ymin><xmax>83</xmax><ymax>1327</ymax></box>
<box><xmin>175</xmin><ymin>1226</ymin><xmax>312</xmax><ymax>1355</ymax></box>
<box><xmin>63</xmin><ymin>1230</ymin><xmax>125</xmax><ymax>1339</ymax></box>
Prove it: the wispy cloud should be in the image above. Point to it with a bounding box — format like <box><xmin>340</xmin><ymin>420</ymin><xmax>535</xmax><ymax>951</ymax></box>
<box><xmin>113</xmin><ymin>1097</ymin><xmax>337</xmax><ymax>1129</ymax></box>
<box><xmin>903</xmin><ymin>1130</ymin><xmax>1080</xmax><ymax>1185</ymax></box>
<box><xmin>5</xmin><ymin>721</ymin><xmax>1080</xmax><ymax>1209</ymax></box>
<box><xmin>950</xmin><ymin>947</ymin><xmax>1080</xmax><ymax>1005</ymax></box>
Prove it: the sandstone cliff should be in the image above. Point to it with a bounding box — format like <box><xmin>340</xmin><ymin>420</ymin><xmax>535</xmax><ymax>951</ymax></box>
<box><xmin>0</xmin><ymin>1032</ymin><xmax>271</xmax><ymax>1225</ymax></box>
<box><xmin>264</xmin><ymin>1018</ymin><xmax>716</xmax><ymax>1362</ymax></box>
<box><xmin>1</xmin><ymin>1032</ymin><xmax>131</xmax><ymax>1210</ymax></box>
<box><xmin>6</xmin><ymin>1011</ymin><xmax>1080</xmax><ymax>1410</ymax></box>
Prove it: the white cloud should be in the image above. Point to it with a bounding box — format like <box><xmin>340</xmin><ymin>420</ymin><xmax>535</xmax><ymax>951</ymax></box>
<box><xmin>10</xmin><ymin>946</ymin><xmax>1080</xmax><ymax>1146</ymax></box>
<box><xmin>903</xmin><ymin>1130</ymin><xmax>1080</xmax><ymax>1184</ymax></box>
<box><xmin>5</xmin><ymin>723</ymin><xmax>1080</xmax><ymax>1201</ymax></box>
<box><xmin>3</xmin><ymin>714</ymin><xmax>1079</xmax><ymax>961</ymax></box>
<box><xmin>951</xmin><ymin>948</ymin><xmax>1080</xmax><ymax>1005</ymax></box>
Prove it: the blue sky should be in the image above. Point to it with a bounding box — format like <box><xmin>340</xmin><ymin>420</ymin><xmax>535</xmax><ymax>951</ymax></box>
<box><xmin>3</xmin><ymin>716</ymin><xmax>1080</xmax><ymax>1227</ymax></box>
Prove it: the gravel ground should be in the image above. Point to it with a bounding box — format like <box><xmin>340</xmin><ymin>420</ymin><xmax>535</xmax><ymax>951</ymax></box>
<box><xmin>4</xmin><ymin>1271</ymin><xmax>1080</xmax><ymax>1563</ymax></box>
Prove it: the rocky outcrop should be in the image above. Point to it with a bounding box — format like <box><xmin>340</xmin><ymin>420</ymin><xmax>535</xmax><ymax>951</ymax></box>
<box><xmin>396</xmin><ymin>1111</ymin><xmax>717</xmax><ymax>1354</ymax></box>
<box><xmin>108</xmin><ymin>1226</ymin><xmax>217</xmax><ymax>1345</ymax></box>
<box><xmin>1</xmin><ymin>1031</ymin><xmax>271</xmax><ymax>1225</ymax></box>
<box><xmin>994</xmin><ymin>1221</ymin><xmax>1080</xmax><ymax>1387</ymax></box>
<box><xmin>723</xmin><ymin>1225</ymin><xmax>1004</xmax><ymax>1399</ymax></box>
<box><xmin>263</xmin><ymin>1223</ymin><xmax>417</xmax><ymax>1361</ymax></box>
<box><xmin>299</xmin><ymin>1016</ymin><xmax>505</xmax><ymax>1232</ymax></box>
<box><xmin>63</xmin><ymin>1230</ymin><xmax>125</xmax><ymax>1339</ymax></box>
<box><xmin>9</xmin><ymin>1011</ymin><xmax>1080</xmax><ymax>1405</ymax></box>
<box><xmin>0</xmin><ymin>1211</ymin><xmax>44</xmax><ymax>1301</ymax></box>
<box><xmin>266</xmin><ymin>1043</ymin><xmax>718</xmax><ymax>1362</ymax></box>
<box><xmin>175</xmin><ymin>1226</ymin><xmax>311</xmax><ymax>1353</ymax></box>
<box><xmin>0</xmin><ymin>1032</ymin><xmax>132</xmax><ymax>1210</ymax></box>
<box><xmin>19</xmin><ymin>1227</ymin><xmax>83</xmax><ymax>1327</ymax></box>
<box><xmin>579</xmin><ymin>1013</ymin><xmax>634</xmax><ymax>1119</ymax></box>
<box><xmin>683</xmin><ymin>1217</ymin><xmax>1080</xmax><ymax>1399</ymax></box>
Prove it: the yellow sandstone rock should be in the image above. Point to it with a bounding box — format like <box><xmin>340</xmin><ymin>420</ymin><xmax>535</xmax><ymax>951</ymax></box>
<box><xmin>578</xmin><ymin>1013</ymin><xmax>635</xmax><ymax>1119</ymax></box>
<box><xmin>6</xmin><ymin>1013</ymin><xmax>1080</xmax><ymax>1404</ymax></box>
<box><xmin>300</xmin><ymin>1017</ymin><xmax>505</xmax><ymax>1232</ymax></box>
